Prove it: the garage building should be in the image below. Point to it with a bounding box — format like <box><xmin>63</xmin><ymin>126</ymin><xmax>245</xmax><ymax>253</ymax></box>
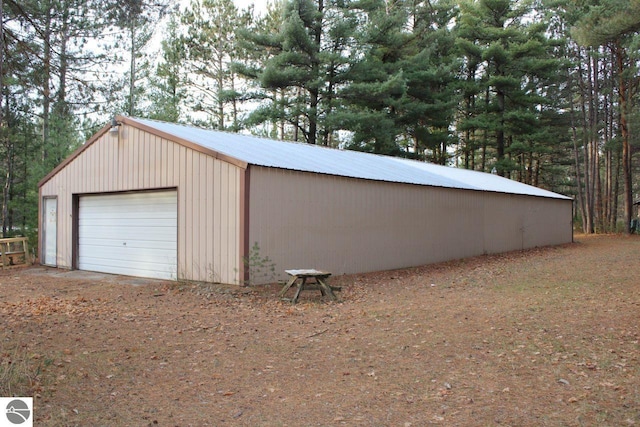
<box><xmin>38</xmin><ymin>116</ymin><xmax>573</xmax><ymax>284</ymax></box>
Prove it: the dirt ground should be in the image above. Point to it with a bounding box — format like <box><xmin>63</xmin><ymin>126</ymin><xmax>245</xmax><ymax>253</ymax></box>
<box><xmin>1</xmin><ymin>234</ymin><xmax>639</xmax><ymax>426</ymax></box>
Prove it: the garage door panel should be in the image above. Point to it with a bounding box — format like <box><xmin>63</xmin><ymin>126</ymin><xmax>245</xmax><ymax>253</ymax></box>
<box><xmin>80</xmin><ymin>212</ymin><xmax>176</xmax><ymax>222</ymax></box>
<box><xmin>78</xmin><ymin>191</ymin><xmax>177</xmax><ymax>280</ymax></box>
<box><xmin>79</xmin><ymin>245</ymin><xmax>175</xmax><ymax>260</ymax></box>
<box><xmin>80</xmin><ymin>257</ymin><xmax>176</xmax><ymax>274</ymax></box>
<box><xmin>79</xmin><ymin>231</ymin><xmax>177</xmax><ymax>243</ymax></box>
<box><xmin>79</xmin><ymin>237</ymin><xmax>177</xmax><ymax>249</ymax></box>
<box><xmin>78</xmin><ymin>261</ymin><xmax>175</xmax><ymax>280</ymax></box>
<box><xmin>79</xmin><ymin>224</ymin><xmax>177</xmax><ymax>240</ymax></box>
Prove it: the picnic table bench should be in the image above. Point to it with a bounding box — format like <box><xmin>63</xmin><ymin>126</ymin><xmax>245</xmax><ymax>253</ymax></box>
<box><xmin>278</xmin><ymin>269</ymin><xmax>341</xmax><ymax>303</ymax></box>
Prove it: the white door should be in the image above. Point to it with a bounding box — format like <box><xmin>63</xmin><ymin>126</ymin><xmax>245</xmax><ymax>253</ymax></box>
<box><xmin>78</xmin><ymin>191</ymin><xmax>178</xmax><ymax>280</ymax></box>
<box><xmin>43</xmin><ymin>197</ymin><xmax>58</xmax><ymax>266</ymax></box>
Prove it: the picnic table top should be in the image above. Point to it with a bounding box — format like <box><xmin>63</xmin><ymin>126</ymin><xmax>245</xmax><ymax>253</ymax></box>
<box><xmin>285</xmin><ymin>269</ymin><xmax>331</xmax><ymax>277</ymax></box>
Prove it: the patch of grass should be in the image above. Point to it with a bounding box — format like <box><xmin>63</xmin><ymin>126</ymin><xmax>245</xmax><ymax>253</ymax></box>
<box><xmin>0</xmin><ymin>348</ymin><xmax>41</xmax><ymax>397</ymax></box>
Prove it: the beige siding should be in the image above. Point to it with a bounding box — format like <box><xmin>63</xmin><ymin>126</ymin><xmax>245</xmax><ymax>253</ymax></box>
<box><xmin>248</xmin><ymin>167</ymin><xmax>572</xmax><ymax>283</ymax></box>
<box><xmin>39</xmin><ymin>124</ymin><xmax>242</xmax><ymax>284</ymax></box>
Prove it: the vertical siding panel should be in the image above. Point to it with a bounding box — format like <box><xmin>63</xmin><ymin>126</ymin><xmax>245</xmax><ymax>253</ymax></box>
<box><xmin>104</xmin><ymin>135</ymin><xmax>110</xmax><ymax>190</ymax></box>
<box><xmin>213</xmin><ymin>160</ymin><xmax>221</xmax><ymax>281</ymax></box>
<box><xmin>122</xmin><ymin>128</ymin><xmax>129</xmax><ymax>189</ymax></box>
<box><xmin>130</xmin><ymin>129</ymin><xmax>137</xmax><ymax>189</ymax></box>
<box><xmin>110</xmin><ymin>133</ymin><xmax>117</xmax><ymax>190</ymax></box>
<box><xmin>198</xmin><ymin>154</ymin><xmax>208</xmax><ymax>281</ymax></box>
<box><xmin>175</xmin><ymin>145</ymin><xmax>184</xmax><ymax>279</ymax></box>
<box><xmin>82</xmin><ymin>144</ymin><xmax>88</xmax><ymax>193</ymax></box>
<box><xmin>58</xmin><ymin>173</ymin><xmax>64</xmax><ymax>266</ymax></box>
<box><xmin>143</xmin><ymin>132</ymin><xmax>150</xmax><ymax>188</ymax></box>
<box><xmin>134</xmin><ymin>128</ymin><xmax>141</xmax><ymax>189</ymax></box>
<box><xmin>205</xmin><ymin>158</ymin><xmax>215</xmax><ymax>281</ymax></box>
<box><xmin>147</xmin><ymin>134</ymin><xmax>156</xmax><ymax>188</ymax></box>
<box><xmin>169</xmin><ymin>139</ymin><xmax>177</xmax><ymax>186</ymax></box>
<box><xmin>154</xmin><ymin>136</ymin><xmax>162</xmax><ymax>187</ymax></box>
<box><xmin>220</xmin><ymin>162</ymin><xmax>229</xmax><ymax>278</ymax></box>
<box><xmin>223</xmin><ymin>168</ymin><xmax>230</xmax><ymax>284</ymax></box>
<box><xmin>144</xmin><ymin>131</ymin><xmax>150</xmax><ymax>188</ymax></box>
<box><xmin>90</xmin><ymin>140</ymin><xmax>96</xmax><ymax>192</ymax></box>
<box><xmin>114</xmin><ymin>132</ymin><xmax>121</xmax><ymax>190</ymax></box>
<box><xmin>54</xmin><ymin>173</ymin><xmax>62</xmax><ymax>266</ymax></box>
<box><xmin>183</xmin><ymin>147</ymin><xmax>192</xmax><ymax>279</ymax></box>
<box><xmin>126</xmin><ymin>128</ymin><xmax>135</xmax><ymax>189</ymax></box>
<box><xmin>170</xmin><ymin>141</ymin><xmax>179</xmax><ymax>280</ymax></box>
<box><xmin>159</xmin><ymin>139</ymin><xmax>166</xmax><ymax>187</ymax></box>
<box><xmin>76</xmin><ymin>146</ymin><xmax>82</xmax><ymax>194</ymax></box>
<box><xmin>129</xmin><ymin>128</ymin><xmax>136</xmax><ymax>189</ymax></box>
<box><xmin>92</xmin><ymin>142</ymin><xmax>98</xmax><ymax>192</ymax></box>
<box><xmin>231</xmin><ymin>169</ymin><xmax>240</xmax><ymax>283</ymax></box>
<box><xmin>99</xmin><ymin>138</ymin><xmax>106</xmax><ymax>191</ymax></box>
<box><xmin>98</xmin><ymin>138</ymin><xmax>104</xmax><ymax>192</ymax></box>
<box><xmin>141</xmin><ymin>132</ymin><xmax>147</xmax><ymax>188</ymax></box>
<box><xmin>96</xmin><ymin>141</ymin><xmax>102</xmax><ymax>191</ymax></box>
<box><xmin>82</xmin><ymin>145</ymin><xmax>88</xmax><ymax>193</ymax></box>
<box><xmin>117</xmin><ymin>130</ymin><xmax>123</xmax><ymax>190</ymax></box>
<box><xmin>156</xmin><ymin>139</ymin><xmax>163</xmax><ymax>188</ymax></box>
<box><xmin>91</xmin><ymin>144</ymin><xmax>100</xmax><ymax>191</ymax></box>
<box><xmin>131</xmin><ymin>128</ymin><xmax>138</xmax><ymax>189</ymax></box>
<box><xmin>189</xmin><ymin>150</ymin><xmax>199</xmax><ymax>280</ymax></box>
<box><xmin>63</xmin><ymin>171</ymin><xmax>71</xmax><ymax>266</ymax></box>
<box><xmin>165</xmin><ymin>139</ymin><xmax>172</xmax><ymax>187</ymax></box>
<box><xmin>121</xmin><ymin>128</ymin><xmax>128</xmax><ymax>190</ymax></box>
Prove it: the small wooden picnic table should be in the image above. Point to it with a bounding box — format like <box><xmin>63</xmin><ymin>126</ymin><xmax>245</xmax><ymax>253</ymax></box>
<box><xmin>278</xmin><ymin>269</ymin><xmax>340</xmax><ymax>303</ymax></box>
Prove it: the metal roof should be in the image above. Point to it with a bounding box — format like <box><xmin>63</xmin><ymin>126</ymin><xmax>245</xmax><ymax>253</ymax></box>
<box><xmin>131</xmin><ymin>117</ymin><xmax>570</xmax><ymax>200</ymax></box>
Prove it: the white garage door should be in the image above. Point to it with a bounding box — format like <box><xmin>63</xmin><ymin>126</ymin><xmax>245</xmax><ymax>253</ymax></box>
<box><xmin>78</xmin><ymin>191</ymin><xmax>178</xmax><ymax>280</ymax></box>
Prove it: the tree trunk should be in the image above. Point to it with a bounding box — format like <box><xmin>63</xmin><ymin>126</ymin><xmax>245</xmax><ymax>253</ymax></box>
<box><xmin>129</xmin><ymin>23</ymin><xmax>136</xmax><ymax>116</ymax></box>
<box><xmin>614</xmin><ymin>41</ymin><xmax>633</xmax><ymax>234</ymax></box>
<box><xmin>496</xmin><ymin>89</ymin><xmax>505</xmax><ymax>176</ymax></box>
<box><xmin>42</xmin><ymin>2</ymin><xmax>52</xmax><ymax>161</ymax></box>
<box><xmin>217</xmin><ymin>21</ymin><xmax>225</xmax><ymax>130</ymax></box>
<box><xmin>0</xmin><ymin>0</ymin><xmax>3</xmax><ymax>127</ymax></box>
<box><xmin>577</xmin><ymin>50</ymin><xmax>593</xmax><ymax>233</ymax></box>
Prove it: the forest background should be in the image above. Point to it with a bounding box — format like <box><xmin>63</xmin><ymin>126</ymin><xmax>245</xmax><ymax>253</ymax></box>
<box><xmin>1</xmin><ymin>0</ymin><xmax>639</xmax><ymax>249</ymax></box>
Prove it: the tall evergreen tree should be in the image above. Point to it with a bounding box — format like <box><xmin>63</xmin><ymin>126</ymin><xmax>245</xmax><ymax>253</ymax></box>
<box><xmin>243</xmin><ymin>0</ymin><xmax>355</xmax><ymax>145</ymax></box>
<box><xmin>456</xmin><ymin>0</ymin><xmax>560</xmax><ymax>177</ymax></box>
<box><xmin>338</xmin><ymin>0</ymin><xmax>409</xmax><ymax>154</ymax></box>
<box><xmin>146</xmin><ymin>15</ymin><xmax>187</xmax><ymax>122</ymax></box>
<box><xmin>182</xmin><ymin>0</ymin><xmax>245</xmax><ymax>130</ymax></box>
<box><xmin>397</xmin><ymin>0</ymin><xmax>459</xmax><ymax>164</ymax></box>
<box><xmin>106</xmin><ymin>0</ymin><xmax>171</xmax><ymax>117</ymax></box>
<box><xmin>235</xmin><ymin>1</ymin><xmax>294</xmax><ymax>140</ymax></box>
<box><xmin>258</xmin><ymin>0</ymin><xmax>325</xmax><ymax>144</ymax></box>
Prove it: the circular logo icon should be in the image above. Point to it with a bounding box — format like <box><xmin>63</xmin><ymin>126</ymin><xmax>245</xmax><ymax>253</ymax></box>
<box><xmin>5</xmin><ymin>399</ymin><xmax>31</xmax><ymax>425</ymax></box>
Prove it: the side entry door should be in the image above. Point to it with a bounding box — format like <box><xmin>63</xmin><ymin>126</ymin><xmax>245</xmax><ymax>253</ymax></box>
<box><xmin>43</xmin><ymin>197</ymin><xmax>57</xmax><ymax>266</ymax></box>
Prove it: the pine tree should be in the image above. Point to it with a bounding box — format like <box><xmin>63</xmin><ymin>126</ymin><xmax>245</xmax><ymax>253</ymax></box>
<box><xmin>146</xmin><ymin>15</ymin><xmax>187</xmax><ymax>122</ymax></box>
<box><xmin>106</xmin><ymin>0</ymin><xmax>171</xmax><ymax>117</ymax></box>
<box><xmin>181</xmin><ymin>0</ymin><xmax>245</xmax><ymax>130</ymax></box>
<box><xmin>397</xmin><ymin>0</ymin><xmax>459</xmax><ymax>164</ymax></box>
<box><xmin>242</xmin><ymin>0</ymin><xmax>355</xmax><ymax>145</ymax></box>
<box><xmin>338</xmin><ymin>0</ymin><xmax>410</xmax><ymax>155</ymax></box>
<box><xmin>456</xmin><ymin>0</ymin><xmax>561</xmax><ymax>177</ymax></box>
